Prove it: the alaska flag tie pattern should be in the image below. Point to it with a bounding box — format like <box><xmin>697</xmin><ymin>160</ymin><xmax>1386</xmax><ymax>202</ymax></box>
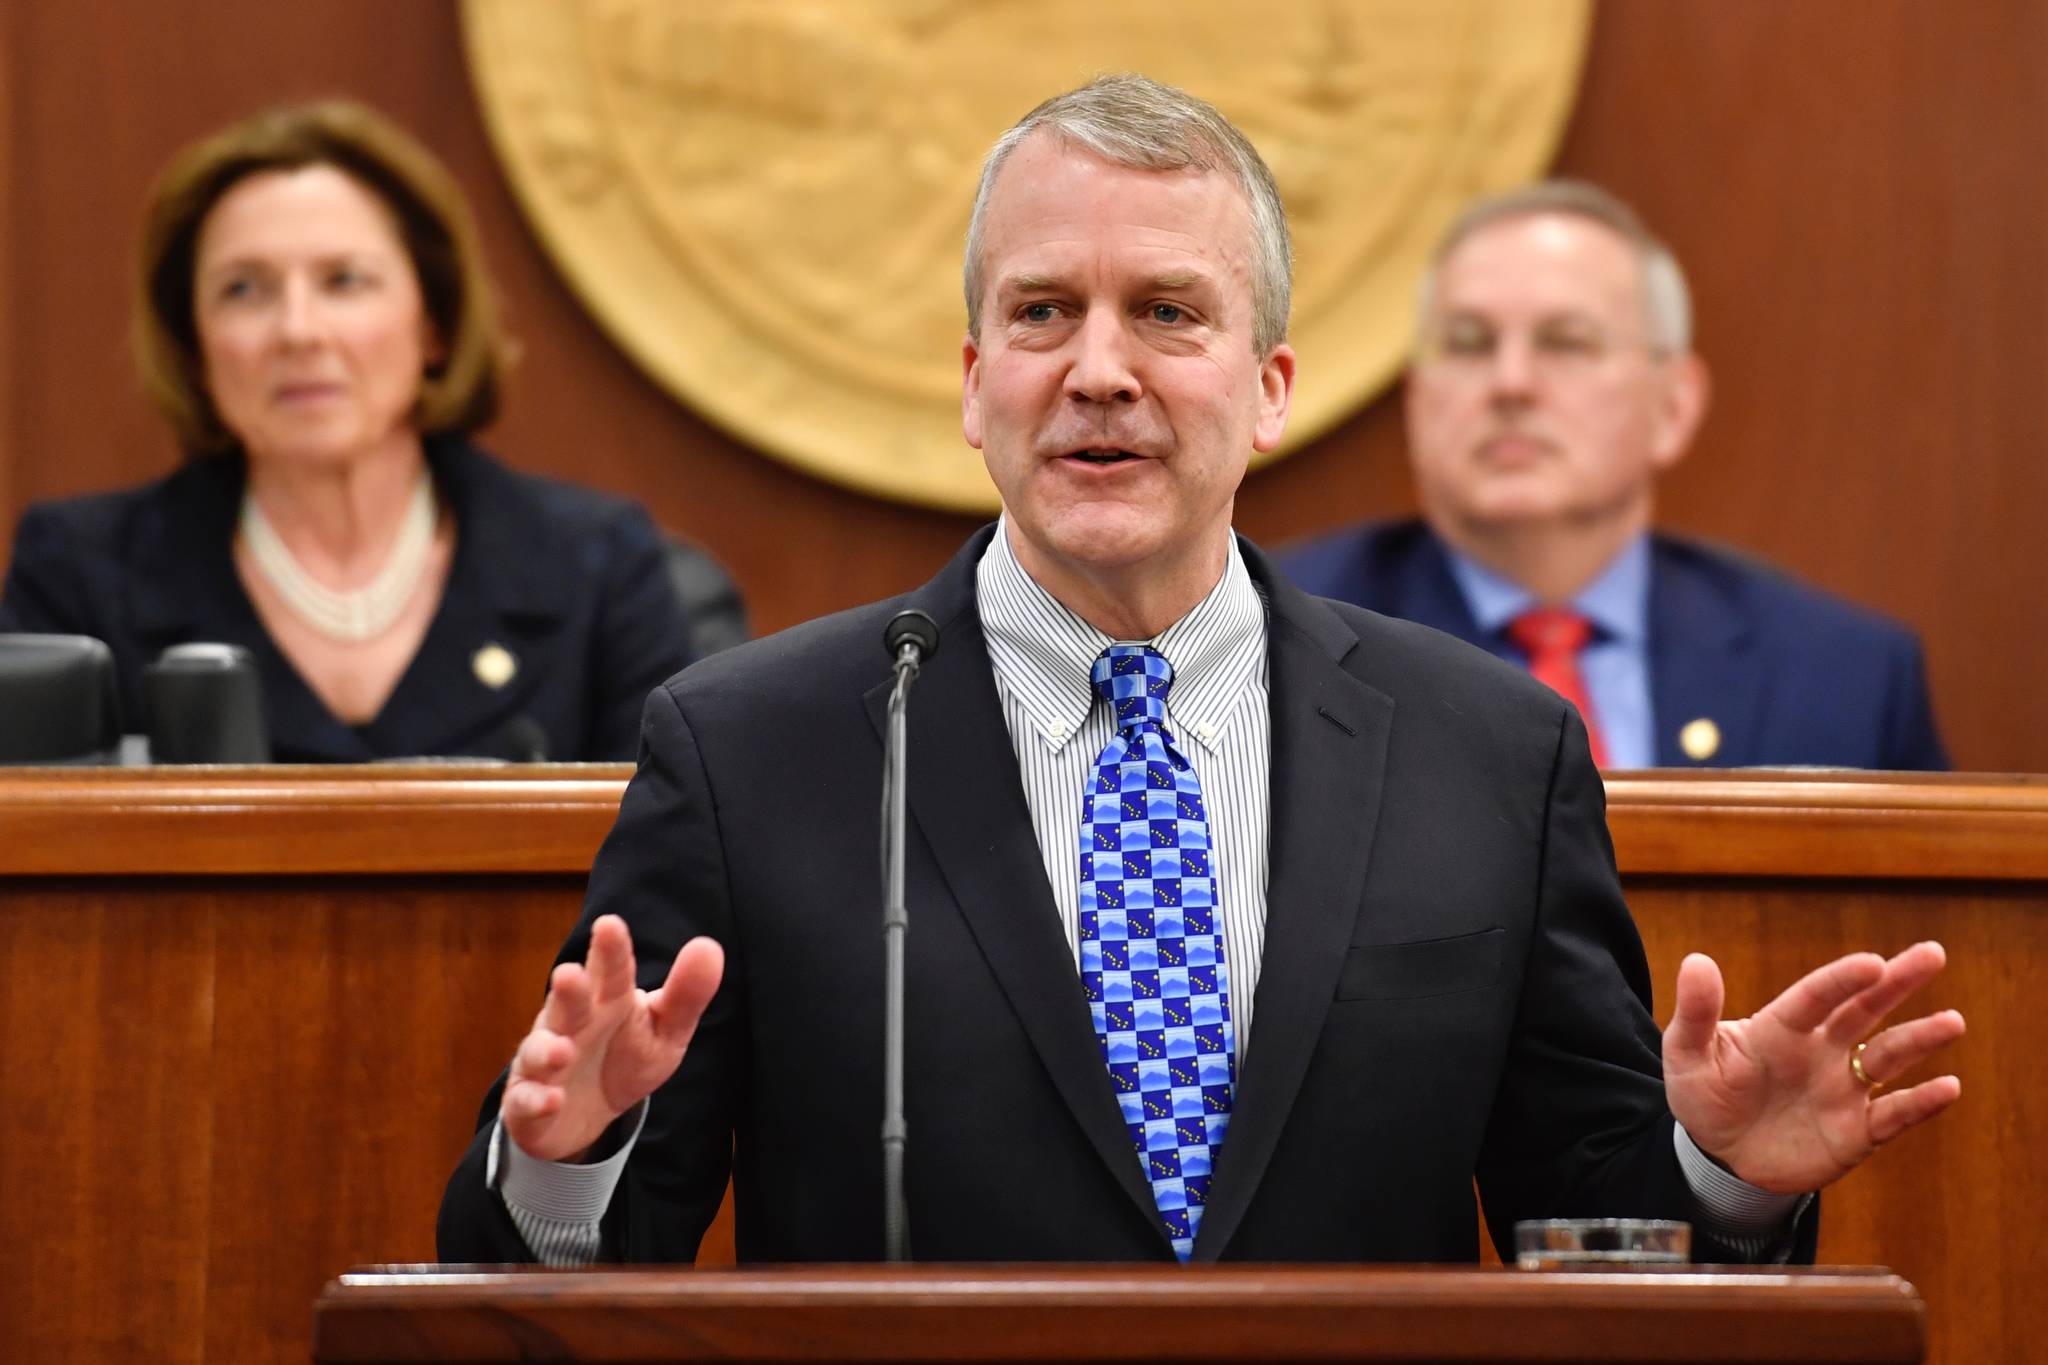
<box><xmin>1078</xmin><ymin>644</ymin><xmax>1235</xmax><ymax>1261</ymax></box>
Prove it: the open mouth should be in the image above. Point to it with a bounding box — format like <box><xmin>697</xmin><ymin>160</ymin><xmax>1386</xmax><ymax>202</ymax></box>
<box><xmin>1066</xmin><ymin>449</ymin><xmax>1140</xmax><ymax>465</ymax></box>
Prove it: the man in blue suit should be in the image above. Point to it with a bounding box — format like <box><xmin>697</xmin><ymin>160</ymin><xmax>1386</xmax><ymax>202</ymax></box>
<box><xmin>1282</xmin><ymin>182</ymin><xmax>1947</xmax><ymax>770</ymax></box>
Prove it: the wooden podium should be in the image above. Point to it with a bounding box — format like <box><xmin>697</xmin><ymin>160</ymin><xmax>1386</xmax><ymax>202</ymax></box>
<box><xmin>311</xmin><ymin>1265</ymin><xmax>1925</xmax><ymax>1364</ymax></box>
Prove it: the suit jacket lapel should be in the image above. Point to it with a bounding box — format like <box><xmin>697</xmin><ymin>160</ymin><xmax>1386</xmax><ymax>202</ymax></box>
<box><xmin>863</xmin><ymin>530</ymin><xmax>1165</xmax><ymax>1238</ymax></box>
<box><xmin>125</xmin><ymin>457</ymin><xmax>375</xmax><ymax>761</ymax></box>
<box><xmin>1647</xmin><ymin>540</ymin><xmax>1760</xmax><ymax>766</ymax></box>
<box><xmin>1194</xmin><ymin>547</ymin><xmax>1393</xmax><ymax>1260</ymax></box>
<box><xmin>355</xmin><ymin>440</ymin><xmax>576</xmax><ymax>759</ymax></box>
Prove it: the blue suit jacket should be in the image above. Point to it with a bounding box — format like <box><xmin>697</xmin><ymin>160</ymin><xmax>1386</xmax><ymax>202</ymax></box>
<box><xmin>1279</xmin><ymin>520</ymin><xmax>1947</xmax><ymax>770</ymax></box>
<box><xmin>0</xmin><ymin>438</ymin><xmax>702</xmax><ymax>762</ymax></box>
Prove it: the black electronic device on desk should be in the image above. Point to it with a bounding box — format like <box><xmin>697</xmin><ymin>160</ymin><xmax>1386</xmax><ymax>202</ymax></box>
<box><xmin>0</xmin><ymin>634</ymin><xmax>124</xmax><ymax>764</ymax></box>
<box><xmin>142</xmin><ymin>642</ymin><xmax>270</xmax><ymax>764</ymax></box>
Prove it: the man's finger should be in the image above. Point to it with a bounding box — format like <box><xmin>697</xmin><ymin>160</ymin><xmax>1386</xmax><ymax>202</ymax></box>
<box><xmin>541</xmin><ymin>962</ymin><xmax>594</xmax><ymax>1036</ymax></box>
<box><xmin>585</xmin><ymin>914</ymin><xmax>638</xmax><ymax>1005</ymax></box>
<box><xmin>514</xmin><ymin>1028</ymin><xmax>572</xmax><ymax>1083</ymax></box>
<box><xmin>1663</xmin><ymin>952</ymin><xmax>1724</xmax><ymax>1064</ymax></box>
<box><xmin>1856</xmin><ymin>1008</ymin><xmax>1966</xmax><ymax>1085</ymax></box>
<box><xmin>1756</xmin><ymin>951</ymin><xmax>1887</xmax><ymax>1034</ymax></box>
<box><xmin>650</xmin><ymin>936</ymin><xmax>726</xmax><ymax>1048</ymax></box>
<box><xmin>1868</xmin><ymin>1074</ymin><xmax>1962</xmax><ymax>1146</ymax></box>
<box><xmin>1822</xmin><ymin>941</ymin><xmax>1948</xmax><ymax>1045</ymax></box>
<box><xmin>502</xmin><ymin>1078</ymin><xmax>564</xmax><ymax>1123</ymax></box>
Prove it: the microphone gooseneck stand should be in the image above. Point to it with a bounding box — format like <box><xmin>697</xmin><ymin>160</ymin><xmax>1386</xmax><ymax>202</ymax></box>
<box><xmin>879</xmin><ymin>609</ymin><xmax>938</xmax><ymax>1263</ymax></box>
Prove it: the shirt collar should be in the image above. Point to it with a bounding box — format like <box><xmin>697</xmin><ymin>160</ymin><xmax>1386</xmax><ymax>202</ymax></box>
<box><xmin>976</xmin><ymin>518</ymin><xmax>1267</xmax><ymax>753</ymax></box>
<box><xmin>1445</xmin><ymin>532</ymin><xmax>1651</xmax><ymax>645</ymax></box>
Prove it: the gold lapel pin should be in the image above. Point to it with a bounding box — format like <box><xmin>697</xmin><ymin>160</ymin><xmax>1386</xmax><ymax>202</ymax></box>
<box><xmin>472</xmin><ymin>643</ymin><xmax>518</xmax><ymax>690</ymax></box>
<box><xmin>1679</xmin><ymin>717</ymin><xmax>1721</xmax><ymax>762</ymax></box>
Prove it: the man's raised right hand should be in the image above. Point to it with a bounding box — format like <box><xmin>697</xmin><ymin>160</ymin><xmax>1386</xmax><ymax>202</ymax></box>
<box><xmin>501</xmin><ymin>913</ymin><xmax>726</xmax><ymax>1162</ymax></box>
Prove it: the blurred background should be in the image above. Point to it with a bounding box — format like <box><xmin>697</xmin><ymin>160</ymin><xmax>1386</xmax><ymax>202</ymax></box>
<box><xmin>0</xmin><ymin>0</ymin><xmax>2040</xmax><ymax>768</ymax></box>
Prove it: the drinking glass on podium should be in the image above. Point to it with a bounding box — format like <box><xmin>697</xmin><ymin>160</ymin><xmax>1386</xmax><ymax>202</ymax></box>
<box><xmin>1515</xmin><ymin>1218</ymin><xmax>1691</xmax><ymax>1268</ymax></box>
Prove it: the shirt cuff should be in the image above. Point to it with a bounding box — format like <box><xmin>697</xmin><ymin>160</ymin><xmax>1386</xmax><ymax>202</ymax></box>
<box><xmin>490</xmin><ymin>1100</ymin><xmax>649</xmax><ymax>1225</ymax></box>
<box><xmin>1673</xmin><ymin>1124</ymin><xmax>1807</xmax><ymax>1236</ymax></box>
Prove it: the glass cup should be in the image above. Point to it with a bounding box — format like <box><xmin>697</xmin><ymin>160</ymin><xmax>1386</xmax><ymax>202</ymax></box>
<box><xmin>1514</xmin><ymin>1218</ymin><xmax>1691</xmax><ymax>1269</ymax></box>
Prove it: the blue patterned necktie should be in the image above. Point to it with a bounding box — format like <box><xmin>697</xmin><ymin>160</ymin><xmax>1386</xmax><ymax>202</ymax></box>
<box><xmin>1078</xmin><ymin>644</ymin><xmax>1236</xmax><ymax>1261</ymax></box>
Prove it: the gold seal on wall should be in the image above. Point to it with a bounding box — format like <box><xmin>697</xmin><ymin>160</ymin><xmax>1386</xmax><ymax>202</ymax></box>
<box><xmin>461</xmin><ymin>1</ymin><xmax>1591</xmax><ymax>512</ymax></box>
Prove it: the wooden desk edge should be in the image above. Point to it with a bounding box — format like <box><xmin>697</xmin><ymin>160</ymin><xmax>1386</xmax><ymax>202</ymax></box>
<box><xmin>311</xmin><ymin>1264</ymin><xmax>1926</xmax><ymax>1363</ymax></box>
<box><xmin>2</xmin><ymin>767</ymin><xmax>2043</xmax><ymax>878</ymax></box>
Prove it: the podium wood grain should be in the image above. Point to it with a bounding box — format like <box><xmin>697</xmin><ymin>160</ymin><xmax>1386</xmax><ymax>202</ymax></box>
<box><xmin>0</xmin><ymin>767</ymin><xmax>2037</xmax><ymax>1364</ymax></box>
<box><xmin>313</xmin><ymin>1265</ymin><xmax>1924</xmax><ymax>1363</ymax></box>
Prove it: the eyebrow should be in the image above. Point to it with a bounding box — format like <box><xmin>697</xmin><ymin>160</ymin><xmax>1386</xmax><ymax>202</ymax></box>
<box><xmin>199</xmin><ymin>249</ymin><xmax>389</xmax><ymax>276</ymax></box>
<box><xmin>996</xmin><ymin>268</ymin><xmax>1217</xmax><ymax>297</ymax></box>
<box><xmin>1437</xmin><ymin>307</ymin><xmax>1609</xmax><ymax>329</ymax></box>
<box><xmin>997</xmin><ymin>272</ymin><xmax>1064</xmax><ymax>297</ymax></box>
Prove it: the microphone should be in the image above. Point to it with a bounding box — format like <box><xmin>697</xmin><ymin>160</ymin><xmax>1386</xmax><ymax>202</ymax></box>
<box><xmin>143</xmin><ymin>643</ymin><xmax>270</xmax><ymax>763</ymax></box>
<box><xmin>884</xmin><ymin>609</ymin><xmax>940</xmax><ymax>669</ymax></box>
<box><xmin>878</xmin><ymin>607</ymin><xmax>939</xmax><ymax>1262</ymax></box>
<box><xmin>501</xmin><ymin>714</ymin><xmax>550</xmax><ymax>763</ymax></box>
<box><xmin>0</xmin><ymin>634</ymin><xmax>123</xmax><ymax>764</ymax></box>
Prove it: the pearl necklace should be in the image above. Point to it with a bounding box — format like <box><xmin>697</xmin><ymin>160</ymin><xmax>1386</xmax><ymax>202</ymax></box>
<box><xmin>240</xmin><ymin>473</ymin><xmax>436</xmax><ymax>642</ymax></box>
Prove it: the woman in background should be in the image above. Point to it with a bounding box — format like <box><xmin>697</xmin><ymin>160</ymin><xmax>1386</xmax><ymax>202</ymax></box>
<box><xmin>0</xmin><ymin>100</ymin><xmax>741</xmax><ymax>761</ymax></box>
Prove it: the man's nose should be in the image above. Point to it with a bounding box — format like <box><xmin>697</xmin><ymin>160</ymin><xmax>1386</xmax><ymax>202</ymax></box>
<box><xmin>1065</xmin><ymin>308</ymin><xmax>1143</xmax><ymax>405</ymax></box>
<box><xmin>1486</xmin><ymin>333</ymin><xmax>1540</xmax><ymax>399</ymax></box>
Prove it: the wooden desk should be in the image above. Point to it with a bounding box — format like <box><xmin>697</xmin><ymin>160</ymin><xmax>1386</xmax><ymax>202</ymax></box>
<box><xmin>0</xmin><ymin>768</ymin><xmax>2036</xmax><ymax>1365</ymax></box>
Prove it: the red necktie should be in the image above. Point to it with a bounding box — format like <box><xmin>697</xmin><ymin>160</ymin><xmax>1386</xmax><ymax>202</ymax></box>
<box><xmin>1506</xmin><ymin>608</ymin><xmax>1610</xmax><ymax>768</ymax></box>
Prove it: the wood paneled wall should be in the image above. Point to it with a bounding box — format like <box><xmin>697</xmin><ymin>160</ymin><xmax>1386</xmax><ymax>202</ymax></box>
<box><xmin>1</xmin><ymin>2</ymin><xmax>2041</xmax><ymax>768</ymax></box>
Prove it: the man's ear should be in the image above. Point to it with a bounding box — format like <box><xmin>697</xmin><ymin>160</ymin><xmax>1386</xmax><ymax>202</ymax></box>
<box><xmin>1251</xmin><ymin>343</ymin><xmax>1297</xmax><ymax>453</ymax></box>
<box><xmin>961</xmin><ymin>333</ymin><xmax>984</xmax><ymax>450</ymax></box>
<box><xmin>1650</xmin><ymin>351</ymin><xmax>1710</xmax><ymax>473</ymax></box>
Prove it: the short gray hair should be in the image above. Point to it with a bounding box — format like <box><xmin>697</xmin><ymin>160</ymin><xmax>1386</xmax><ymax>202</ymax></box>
<box><xmin>963</xmin><ymin>73</ymin><xmax>1292</xmax><ymax>357</ymax></box>
<box><xmin>1418</xmin><ymin>179</ymin><xmax>1693</xmax><ymax>353</ymax></box>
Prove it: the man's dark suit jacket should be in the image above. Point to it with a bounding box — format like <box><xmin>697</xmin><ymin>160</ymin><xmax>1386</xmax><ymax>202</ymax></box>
<box><xmin>1280</xmin><ymin>520</ymin><xmax>1948</xmax><ymax>771</ymax></box>
<box><xmin>0</xmin><ymin>438</ymin><xmax>724</xmax><ymax>762</ymax></box>
<box><xmin>439</xmin><ymin>526</ymin><xmax>1813</xmax><ymax>1265</ymax></box>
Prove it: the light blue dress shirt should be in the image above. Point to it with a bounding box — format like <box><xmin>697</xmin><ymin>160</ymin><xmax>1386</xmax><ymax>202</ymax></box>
<box><xmin>1444</xmin><ymin>535</ymin><xmax>1655</xmax><ymax>769</ymax></box>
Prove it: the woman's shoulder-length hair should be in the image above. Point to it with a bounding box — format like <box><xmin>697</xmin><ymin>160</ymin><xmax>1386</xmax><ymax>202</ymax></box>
<box><xmin>135</xmin><ymin>98</ymin><xmax>511</xmax><ymax>458</ymax></box>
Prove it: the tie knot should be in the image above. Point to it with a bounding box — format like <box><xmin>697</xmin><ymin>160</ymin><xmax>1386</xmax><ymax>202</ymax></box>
<box><xmin>1507</xmin><ymin>607</ymin><xmax>1594</xmax><ymax>659</ymax></box>
<box><xmin>1091</xmin><ymin>644</ymin><xmax>1174</xmax><ymax>732</ymax></box>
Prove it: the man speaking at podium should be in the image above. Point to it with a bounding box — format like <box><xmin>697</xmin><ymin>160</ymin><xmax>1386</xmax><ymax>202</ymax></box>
<box><xmin>438</xmin><ymin>75</ymin><xmax>1961</xmax><ymax>1267</ymax></box>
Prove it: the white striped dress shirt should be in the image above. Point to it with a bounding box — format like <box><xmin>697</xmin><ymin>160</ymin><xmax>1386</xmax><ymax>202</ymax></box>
<box><xmin>975</xmin><ymin>521</ymin><xmax>1270</xmax><ymax>1066</ymax></box>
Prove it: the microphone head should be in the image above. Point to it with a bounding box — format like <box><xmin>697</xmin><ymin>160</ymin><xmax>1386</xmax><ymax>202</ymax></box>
<box><xmin>143</xmin><ymin>642</ymin><xmax>269</xmax><ymax>763</ymax></box>
<box><xmin>501</xmin><ymin>714</ymin><xmax>551</xmax><ymax>763</ymax></box>
<box><xmin>883</xmin><ymin>609</ymin><xmax>940</xmax><ymax>662</ymax></box>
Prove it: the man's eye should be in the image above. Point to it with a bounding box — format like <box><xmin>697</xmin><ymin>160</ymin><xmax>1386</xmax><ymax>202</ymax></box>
<box><xmin>1439</xmin><ymin>327</ymin><xmax>1495</xmax><ymax>358</ymax></box>
<box><xmin>1150</xmin><ymin>303</ymin><xmax>1184</xmax><ymax>325</ymax></box>
<box><xmin>1020</xmin><ymin>302</ymin><xmax>1058</xmax><ymax>323</ymax></box>
<box><xmin>1535</xmin><ymin>329</ymin><xmax>1603</xmax><ymax>357</ymax></box>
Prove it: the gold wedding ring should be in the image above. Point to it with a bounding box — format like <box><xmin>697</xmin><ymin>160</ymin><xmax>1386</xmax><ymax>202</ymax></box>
<box><xmin>1850</xmin><ymin>1041</ymin><xmax>1880</xmax><ymax>1090</ymax></box>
